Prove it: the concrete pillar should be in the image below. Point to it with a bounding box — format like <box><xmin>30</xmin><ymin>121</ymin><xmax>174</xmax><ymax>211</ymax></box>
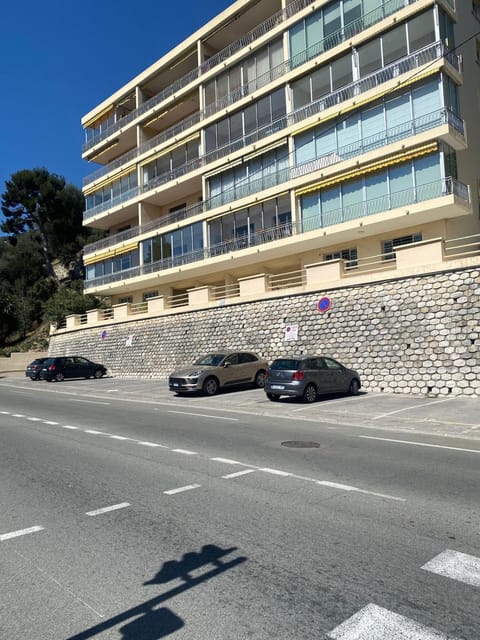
<box><xmin>66</xmin><ymin>314</ymin><xmax>82</xmax><ymax>329</ymax></box>
<box><xmin>304</xmin><ymin>260</ymin><xmax>343</xmax><ymax>287</ymax></box>
<box><xmin>113</xmin><ymin>303</ymin><xmax>131</xmax><ymax>320</ymax></box>
<box><xmin>86</xmin><ymin>309</ymin><xmax>103</xmax><ymax>325</ymax></box>
<box><xmin>238</xmin><ymin>274</ymin><xmax>269</xmax><ymax>297</ymax></box>
<box><xmin>395</xmin><ymin>238</ymin><xmax>444</xmax><ymax>270</ymax></box>
<box><xmin>147</xmin><ymin>296</ymin><xmax>166</xmax><ymax>314</ymax></box>
<box><xmin>188</xmin><ymin>286</ymin><xmax>214</xmax><ymax>307</ymax></box>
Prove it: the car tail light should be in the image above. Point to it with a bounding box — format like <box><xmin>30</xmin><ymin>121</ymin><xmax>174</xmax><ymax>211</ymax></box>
<box><xmin>48</xmin><ymin>364</ymin><xmax>57</xmax><ymax>371</ymax></box>
<box><xmin>292</xmin><ymin>371</ymin><xmax>304</xmax><ymax>381</ymax></box>
<box><xmin>264</xmin><ymin>371</ymin><xmax>269</xmax><ymax>379</ymax></box>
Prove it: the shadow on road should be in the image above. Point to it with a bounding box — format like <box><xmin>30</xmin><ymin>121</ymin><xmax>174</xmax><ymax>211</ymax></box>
<box><xmin>66</xmin><ymin>544</ymin><xmax>247</xmax><ymax>640</ymax></box>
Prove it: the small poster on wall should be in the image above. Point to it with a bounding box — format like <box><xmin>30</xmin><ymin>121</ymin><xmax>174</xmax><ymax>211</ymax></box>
<box><xmin>285</xmin><ymin>324</ymin><xmax>298</xmax><ymax>341</ymax></box>
<box><xmin>101</xmin><ymin>330</ymin><xmax>107</xmax><ymax>339</ymax></box>
<box><xmin>125</xmin><ymin>335</ymin><xmax>134</xmax><ymax>347</ymax></box>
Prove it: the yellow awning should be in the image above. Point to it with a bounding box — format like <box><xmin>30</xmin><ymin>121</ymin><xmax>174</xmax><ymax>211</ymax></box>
<box><xmin>206</xmin><ymin>191</ymin><xmax>290</xmax><ymax>222</ymax></box>
<box><xmin>83</xmin><ymin>104</ymin><xmax>115</xmax><ymax>129</ymax></box>
<box><xmin>83</xmin><ymin>166</ymin><xmax>138</xmax><ymax>195</ymax></box>
<box><xmin>83</xmin><ymin>240</ymin><xmax>138</xmax><ymax>265</ymax></box>
<box><xmin>296</xmin><ymin>142</ymin><xmax>438</xmax><ymax>196</ymax></box>
<box><xmin>139</xmin><ymin>132</ymin><xmax>201</xmax><ymax>167</ymax></box>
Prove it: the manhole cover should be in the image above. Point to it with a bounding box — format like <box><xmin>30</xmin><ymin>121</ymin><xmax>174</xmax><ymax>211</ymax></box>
<box><xmin>281</xmin><ymin>441</ymin><xmax>320</xmax><ymax>448</ymax></box>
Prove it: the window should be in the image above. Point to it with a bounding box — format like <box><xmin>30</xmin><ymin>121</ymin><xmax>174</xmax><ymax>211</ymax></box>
<box><xmin>119</xmin><ymin>296</ymin><xmax>133</xmax><ymax>304</ymax></box>
<box><xmin>382</xmin><ymin>233</ymin><xmax>422</xmax><ymax>261</ymax></box>
<box><xmin>143</xmin><ymin>291</ymin><xmax>159</xmax><ymax>301</ymax></box>
<box><xmin>324</xmin><ymin>247</ymin><xmax>358</xmax><ymax>268</ymax></box>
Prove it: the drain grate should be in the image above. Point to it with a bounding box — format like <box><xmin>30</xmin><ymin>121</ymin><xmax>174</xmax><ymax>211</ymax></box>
<box><xmin>281</xmin><ymin>441</ymin><xmax>320</xmax><ymax>448</ymax></box>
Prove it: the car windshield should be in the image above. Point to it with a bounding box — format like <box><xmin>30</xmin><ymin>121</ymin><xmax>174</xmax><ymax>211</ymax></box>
<box><xmin>31</xmin><ymin>359</ymin><xmax>45</xmax><ymax>365</ymax></box>
<box><xmin>271</xmin><ymin>359</ymin><xmax>301</xmax><ymax>370</ymax></box>
<box><xmin>193</xmin><ymin>354</ymin><xmax>226</xmax><ymax>366</ymax></box>
<box><xmin>42</xmin><ymin>358</ymin><xmax>56</xmax><ymax>366</ymax></box>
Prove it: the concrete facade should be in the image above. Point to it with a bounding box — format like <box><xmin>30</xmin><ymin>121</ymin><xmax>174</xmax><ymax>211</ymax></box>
<box><xmin>48</xmin><ymin>266</ymin><xmax>480</xmax><ymax>397</ymax></box>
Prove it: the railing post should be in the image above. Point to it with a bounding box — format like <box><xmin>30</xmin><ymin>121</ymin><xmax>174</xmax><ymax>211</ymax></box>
<box><xmin>238</xmin><ymin>274</ymin><xmax>270</xmax><ymax>297</ymax></box>
<box><xmin>112</xmin><ymin>303</ymin><xmax>132</xmax><ymax>320</ymax></box>
<box><xmin>395</xmin><ymin>238</ymin><xmax>445</xmax><ymax>270</ymax></box>
<box><xmin>188</xmin><ymin>286</ymin><xmax>215</xmax><ymax>306</ymax></box>
<box><xmin>304</xmin><ymin>260</ymin><xmax>344</xmax><ymax>287</ymax></box>
<box><xmin>66</xmin><ymin>314</ymin><xmax>82</xmax><ymax>329</ymax></box>
<box><xmin>86</xmin><ymin>309</ymin><xmax>103</xmax><ymax>325</ymax></box>
<box><xmin>147</xmin><ymin>296</ymin><xmax>166</xmax><ymax>314</ymax></box>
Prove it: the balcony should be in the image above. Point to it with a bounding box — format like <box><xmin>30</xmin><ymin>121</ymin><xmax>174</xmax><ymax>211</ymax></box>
<box><xmin>83</xmin><ymin>106</ymin><xmax>465</xmax><ymax>253</ymax></box>
<box><xmin>82</xmin><ymin>0</ymin><xmax>318</xmax><ymax>154</ymax></box>
<box><xmin>83</xmin><ymin>177</ymin><xmax>469</xmax><ymax>290</ymax></box>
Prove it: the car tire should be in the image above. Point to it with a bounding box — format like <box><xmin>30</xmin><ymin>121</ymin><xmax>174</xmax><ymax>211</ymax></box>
<box><xmin>349</xmin><ymin>379</ymin><xmax>360</xmax><ymax>396</ymax></box>
<box><xmin>302</xmin><ymin>383</ymin><xmax>317</xmax><ymax>403</ymax></box>
<box><xmin>94</xmin><ymin>369</ymin><xmax>104</xmax><ymax>379</ymax></box>
<box><xmin>266</xmin><ymin>392</ymin><xmax>280</xmax><ymax>401</ymax></box>
<box><xmin>55</xmin><ymin>373</ymin><xmax>64</xmax><ymax>382</ymax></box>
<box><xmin>254</xmin><ymin>370</ymin><xmax>266</xmax><ymax>388</ymax></box>
<box><xmin>203</xmin><ymin>377</ymin><xmax>219</xmax><ymax>396</ymax></box>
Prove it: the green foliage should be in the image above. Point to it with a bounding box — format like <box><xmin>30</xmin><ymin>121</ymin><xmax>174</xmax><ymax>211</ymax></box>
<box><xmin>43</xmin><ymin>281</ymin><xmax>105</xmax><ymax>327</ymax></box>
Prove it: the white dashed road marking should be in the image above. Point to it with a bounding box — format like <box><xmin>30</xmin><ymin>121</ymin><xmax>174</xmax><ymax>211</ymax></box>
<box><xmin>211</xmin><ymin>457</ymin><xmax>243</xmax><ymax>465</ymax></box>
<box><xmin>360</xmin><ymin>435</ymin><xmax>480</xmax><ymax>455</ymax></box>
<box><xmin>86</xmin><ymin>502</ymin><xmax>131</xmax><ymax>517</ymax></box>
<box><xmin>109</xmin><ymin>435</ymin><xmax>130</xmax><ymax>441</ymax></box>
<box><xmin>12</xmin><ymin>414</ymin><xmax>25</xmax><ymax>417</ymax></box>
<box><xmin>137</xmin><ymin>441</ymin><xmax>167</xmax><ymax>448</ymax></box>
<box><xmin>62</xmin><ymin>425</ymin><xmax>79</xmax><ymax>430</ymax></box>
<box><xmin>164</xmin><ymin>484</ymin><xmax>201</xmax><ymax>495</ymax></box>
<box><xmin>222</xmin><ymin>469</ymin><xmax>256</xmax><ymax>479</ymax></box>
<box><xmin>328</xmin><ymin>603</ymin><xmax>461</xmax><ymax>639</ymax></box>
<box><xmin>43</xmin><ymin>421</ymin><xmax>59</xmax><ymax>425</ymax></box>
<box><xmin>168</xmin><ymin>410</ymin><xmax>239</xmax><ymax>421</ymax></box>
<box><xmin>317</xmin><ymin>480</ymin><xmax>405</xmax><ymax>502</ymax></box>
<box><xmin>172</xmin><ymin>448</ymin><xmax>197</xmax><ymax>455</ymax></box>
<box><xmin>422</xmin><ymin>549</ymin><xmax>480</xmax><ymax>588</ymax></box>
<box><xmin>85</xmin><ymin>429</ymin><xmax>105</xmax><ymax>435</ymax></box>
<box><xmin>260</xmin><ymin>468</ymin><xmax>291</xmax><ymax>477</ymax></box>
<box><xmin>0</xmin><ymin>526</ymin><xmax>45</xmax><ymax>542</ymax></box>
<box><xmin>70</xmin><ymin>399</ymin><xmax>110</xmax><ymax>405</ymax></box>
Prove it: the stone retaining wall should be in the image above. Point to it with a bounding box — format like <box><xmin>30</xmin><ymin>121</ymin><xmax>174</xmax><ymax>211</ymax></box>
<box><xmin>48</xmin><ymin>267</ymin><xmax>480</xmax><ymax>396</ymax></box>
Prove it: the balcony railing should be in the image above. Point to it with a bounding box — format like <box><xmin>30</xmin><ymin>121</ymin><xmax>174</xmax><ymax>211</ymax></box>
<box><xmin>83</xmin><ymin>0</ymin><xmax>318</xmax><ymax>153</ymax></box>
<box><xmin>84</xmin><ymin>185</ymin><xmax>139</xmax><ymax>221</ymax></box>
<box><xmin>84</xmin><ymin>177</ymin><xmax>468</xmax><ymax>289</ymax></box>
<box><xmin>84</xmin><ymin>0</ymin><xmax>424</xmax><ymax>187</ymax></box>
<box><xmin>83</xmin><ymin>104</ymin><xmax>464</xmax><ymax>253</ymax></box>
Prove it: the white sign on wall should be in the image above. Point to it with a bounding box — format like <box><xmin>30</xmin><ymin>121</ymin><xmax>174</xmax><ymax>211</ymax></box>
<box><xmin>284</xmin><ymin>324</ymin><xmax>298</xmax><ymax>341</ymax></box>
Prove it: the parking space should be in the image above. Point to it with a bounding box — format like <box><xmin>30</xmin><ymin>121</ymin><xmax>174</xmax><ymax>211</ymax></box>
<box><xmin>2</xmin><ymin>374</ymin><xmax>480</xmax><ymax>440</ymax></box>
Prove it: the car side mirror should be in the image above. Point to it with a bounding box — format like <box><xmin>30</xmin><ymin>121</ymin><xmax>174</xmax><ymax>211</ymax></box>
<box><xmin>224</xmin><ymin>362</ymin><xmax>231</xmax><ymax>368</ymax></box>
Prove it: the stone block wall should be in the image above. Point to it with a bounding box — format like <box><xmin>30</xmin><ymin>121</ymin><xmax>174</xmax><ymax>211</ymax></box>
<box><xmin>48</xmin><ymin>267</ymin><xmax>480</xmax><ymax>396</ymax></box>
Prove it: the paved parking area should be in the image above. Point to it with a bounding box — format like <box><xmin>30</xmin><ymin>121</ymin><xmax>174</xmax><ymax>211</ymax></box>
<box><xmin>3</xmin><ymin>374</ymin><xmax>479</xmax><ymax>441</ymax></box>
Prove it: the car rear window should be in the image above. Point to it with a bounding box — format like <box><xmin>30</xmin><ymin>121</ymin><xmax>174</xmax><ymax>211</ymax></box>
<box><xmin>271</xmin><ymin>359</ymin><xmax>301</xmax><ymax>370</ymax></box>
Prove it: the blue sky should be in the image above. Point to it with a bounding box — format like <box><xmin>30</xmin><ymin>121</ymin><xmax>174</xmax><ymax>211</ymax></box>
<box><xmin>0</xmin><ymin>0</ymin><xmax>230</xmax><ymax>204</ymax></box>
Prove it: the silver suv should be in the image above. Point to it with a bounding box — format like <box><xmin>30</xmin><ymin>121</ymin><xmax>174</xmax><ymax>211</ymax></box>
<box><xmin>169</xmin><ymin>351</ymin><xmax>268</xmax><ymax>396</ymax></box>
<box><xmin>264</xmin><ymin>355</ymin><xmax>361</xmax><ymax>403</ymax></box>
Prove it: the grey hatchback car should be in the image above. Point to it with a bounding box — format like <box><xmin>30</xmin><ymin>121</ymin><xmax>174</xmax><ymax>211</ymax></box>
<box><xmin>264</xmin><ymin>355</ymin><xmax>361</xmax><ymax>403</ymax></box>
<box><xmin>169</xmin><ymin>351</ymin><xmax>268</xmax><ymax>396</ymax></box>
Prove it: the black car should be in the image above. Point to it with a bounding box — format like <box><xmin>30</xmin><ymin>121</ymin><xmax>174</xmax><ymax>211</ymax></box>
<box><xmin>25</xmin><ymin>357</ymin><xmax>49</xmax><ymax>380</ymax></box>
<box><xmin>39</xmin><ymin>356</ymin><xmax>107</xmax><ymax>382</ymax></box>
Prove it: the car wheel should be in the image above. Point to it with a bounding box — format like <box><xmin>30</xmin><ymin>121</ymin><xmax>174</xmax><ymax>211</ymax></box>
<box><xmin>302</xmin><ymin>383</ymin><xmax>317</xmax><ymax>403</ymax></box>
<box><xmin>266</xmin><ymin>392</ymin><xmax>280</xmax><ymax>402</ymax></box>
<box><xmin>55</xmin><ymin>372</ymin><xmax>64</xmax><ymax>382</ymax></box>
<box><xmin>94</xmin><ymin>369</ymin><xmax>104</xmax><ymax>379</ymax></box>
<box><xmin>254</xmin><ymin>370</ymin><xmax>266</xmax><ymax>388</ymax></box>
<box><xmin>349</xmin><ymin>379</ymin><xmax>360</xmax><ymax>396</ymax></box>
<box><xmin>203</xmin><ymin>377</ymin><xmax>219</xmax><ymax>396</ymax></box>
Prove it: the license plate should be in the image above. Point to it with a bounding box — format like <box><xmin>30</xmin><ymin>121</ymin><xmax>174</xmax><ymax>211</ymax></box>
<box><xmin>172</xmin><ymin>383</ymin><xmax>179</xmax><ymax>387</ymax></box>
<box><xmin>271</xmin><ymin>385</ymin><xmax>285</xmax><ymax>390</ymax></box>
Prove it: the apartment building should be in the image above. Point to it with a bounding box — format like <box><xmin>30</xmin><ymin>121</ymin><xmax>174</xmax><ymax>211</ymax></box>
<box><xmin>81</xmin><ymin>0</ymin><xmax>480</xmax><ymax>307</ymax></box>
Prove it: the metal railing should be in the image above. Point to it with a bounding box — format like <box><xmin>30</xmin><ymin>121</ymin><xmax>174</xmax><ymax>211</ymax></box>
<box><xmin>167</xmin><ymin>292</ymin><xmax>189</xmax><ymax>308</ymax></box>
<box><xmin>84</xmin><ymin>177</ymin><xmax>468</xmax><ymax>289</ymax></box>
<box><xmin>83</xmin><ymin>0</ymin><xmax>423</xmax><ymax>153</ymax></box>
<box><xmin>83</xmin><ymin>39</ymin><xmax>457</xmax><ymax>221</ymax></box>
<box><xmin>129</xmin><ymin>301</ymin><xmax>148</xmax><ymax>315</ymax></box>
<box><xmin>82</xmin><ymin>0</ymin><xmax>318</xmax><ymax>153</ymax></box>
<box><xmin>83</xmin><ymin>103</ymin><xmax>464</xmax><ymax>254</ymax></box>
<box><xmin>211</xmin><ymin>282</ymin><xmax>241</xmax><ymax>300</ymax></box>
<box><xmin>444</xmin><ymin>234</ymin><xmax>480</xmax><ymax>259</ymax></box>
<box><xmin>268</xmin><ymin>269</ymin><xmax>306</xmax><ymax>290</ymax></box>
<box><xmin>101</xmin><ymin>308</ymin><xmax>114</xmax><ymax>320</ymax></box>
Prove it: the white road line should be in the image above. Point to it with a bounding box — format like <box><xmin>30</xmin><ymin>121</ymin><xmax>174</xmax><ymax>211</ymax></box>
<box><xmin>168</xmin><ymin>410</ymin><xmax>239</xmax><ymax>421</ymax></box>
<box><xmin>260</xmin><ymin>468</ymin><xmax>291</xmax><ymax>477</ymax></box>
<box><xmin>109</xmin><ymin>435</ymin><xmax>130</xmax><ymax>441</ymax></box>
<box><xmin>70</xmin><ymin>399</ymin><xmax>110</xmax><ymax>405</ymax></box>
<box><xmin>222</xmin><ymin>469</ymin><xmax>256</xmax><ymax>479</ymax></box>
<box><xmin>86</xmin><ymin>502</ymin><xmax>130</xmax><ymax>516</ymax></box>
<box><xmin>373</xmin><ymin>397</ymin><xmax>452</xmax><ymax>419</ymax></box>
<box><xmin>12</xmin><ymin>414</ymin><xmax>26</xmax><ymax>417</ymax></box>
<box><xmin>318</xmin><ymin>480</ymin><xmax>405</xmax><ymax>502</ymax></box>
<box><xmin>27</xmin><ymin>417</ymin><xmax>42</xmax><ymax>421</ymax></box>
<box><xmin>360</xmin><ymin>435</ymin><xmax>480</xmax><ymax>454</ymax></box>
<box><xmin>164</xmin><ymin>484</ymin><xmax>201</xmax><ymax>495</ymax></box>
<box><xmin>328</xmin><ymin>603</ymin><xmax>459</xmax><ymax>639</ymax></box>
<box><xmin>85</xmin><ymin>429</ymin><xmax>105</xmax><ymax>435</ymax></box>
<box><xmin>137</xmin><ymin>441</ymin><xmax>168</xmax><ymax>448</ymax></box>
<box><xmin>172</xmin><ymin>448</ymin><xmax>197</xmax><ymax>455</ymax></box>
<box><xmin>0</xmin><ymin>526</ymin><xmax>45</xmax><ymax>542</ymax></box>
<box><xmin>62</xmin><ymin>425</ymin><xmax>79</xmax><ymax>430</ymax></box>
<box><xmin>211</xmin><ymin>457</ymin><xmax>243</xmax><ymax>464</ymax></box>
<box><xmin>0</xmin><ymin>411</ymin><xmax>10</xmax><ymax>414</ymax></box>
<box><xmin>43</xmin><ymin>421</ymin><xmax>59</xmax><ymax>425</ymax></box>
<box><xmin>422</xmin><ymin>549</ymin><xmax>480</xmax><ymax>587</ymax></box>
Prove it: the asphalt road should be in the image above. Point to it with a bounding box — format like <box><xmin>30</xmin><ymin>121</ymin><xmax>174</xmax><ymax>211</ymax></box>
<box><xmin>0</xmin><ymin>376</ymin><xmax>479</xmax><ymax>639</ymax></box>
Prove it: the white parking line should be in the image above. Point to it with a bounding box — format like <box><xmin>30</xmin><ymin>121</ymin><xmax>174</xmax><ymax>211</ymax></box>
<box><xmin>360</xmin><ymin>435</ymin><xmax>480</xmax><ymax>454</ymax></box>
<box><xmin>0</xmin><ymin>526</ymin><xmax>45</xmax><ymax>541</ymax></box>
<box><xmin>373</xmin><ymin>398</ymin><xmax>452</xmax><ymax>419</ymax></box>
<box><xmin>70</xmin><ymin>399</ymin><xmax>110</xmax><ymax>405</ymax></box>
<box><xmin>0</xmin><ymin>411</ymin><xmax>10</xmax><ymax>414</ymax></box>
<box><xmin>137</xmin><ymin>441</ymin><xmax>168</xmax><ymax>448</ymax></box>
<box><xmin>222</xmin><ymin>469</ymin><xmax>256</xmax><ymax>479</ymax></box>
<box><xmin>211</xmin><ymin>457</ymin><xmax>243</xmax><ymax>464</ymax></box>
<box><xmin>328</xmin><ymin>603</ymin><xmax>459</xmax><ymax>639</ymax></box>
<box><xmin>86</xmin><ymin>502</ymin><xmax>130</xmax><ymax>516</ymax></box>
<box><xmin>27</xmin><ymin>417</ymin><xmax>42</xmax><ymax>421</ymax></box>
<box><xmin>62</xmin><ymin>425</ymin><xmax>79</xmax><ymax>430</ymax></box>
<box><xmin>43</xmin><ymin>421</ymin><xmax>59</xmax><ymax>425</ymax></box>
<box><xmin>85</xmin><ymin>429</ymin><xmax>105</xmax><ymax>435</ymax></box>
<box><xmin>172</xmin><ymin>448</ymin><xmax>197</xmax><ymax>455</ymax></box>
<box><xmin>260</xmin><ymin>468</ymin><xmax>291</xmax><ymax>477</ymax></box>
<box><xmin>168</xmin><ymin>410</ymin><xmax>239</xmax><ymax>421</ymax></box>
<box><xmin>422</xmin><ymin>549</ymin><xmax>480</xmax><ymax>587</ymax></box>
<box><xmin>109</xmin><ymin>435</ymin><xmax>130</xmax><ymax>441</ymax></box>
<box><xmin>164</xmin><ymin>484</ymin><xmax>201</xmax><ymax>495</ymax></box>
<box><xmin>12</xmin><ymin>414</ymin><xmax>26</xmax><ymax>417</ymax></box>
